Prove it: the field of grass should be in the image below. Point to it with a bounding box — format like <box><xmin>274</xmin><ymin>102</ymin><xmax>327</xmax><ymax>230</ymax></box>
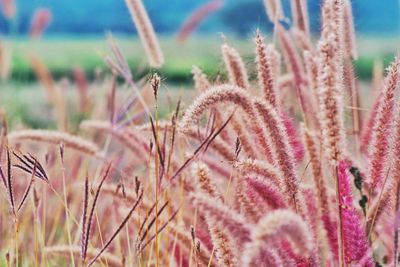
<box><xmin>4</xmin><ymin>36</ymin><xmax>398</xmax><ymax>84</ymax></box>
<box><xmin>2</xmin><ymin>0</ymin><xmax>400</xmax><ymax>265</ymax></box>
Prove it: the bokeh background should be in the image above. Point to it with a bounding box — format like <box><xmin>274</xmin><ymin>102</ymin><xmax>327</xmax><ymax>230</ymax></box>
<box><xmin>0</xmin><ymin>0</ymin><xmax>398</xmax><ymax>128</ymax></box>
<box><xmin>1</xmin><ymin>0</ymin><xmax>398</xmax><ymax>36</ymax></box>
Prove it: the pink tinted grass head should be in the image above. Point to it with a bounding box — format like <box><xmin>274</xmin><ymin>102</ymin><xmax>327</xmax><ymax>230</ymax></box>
<box><xmin>338</xmin><ymin>160</ymin><xmax>373</xmax><ymax>265</ymax></box>
<box><xmin>1</xmin><ymin>0</ymin><xmax>15</xmax><ymax>19</ymax></box>
<box><xmin>177</xmin><ymin>0</ymin><xmax>224</xmax><ymax>43</ymax></box>
<box><xmin>30</xmin><ymin>8</ymin><xmax>53</xmax><ymax>39</ymax></box>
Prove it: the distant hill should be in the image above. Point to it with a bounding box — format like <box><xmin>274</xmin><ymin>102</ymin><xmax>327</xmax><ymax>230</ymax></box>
<box><xmin>0</xmin><ymin>0</ymin><xmax>398</xmax><ymax>36</ymax></box>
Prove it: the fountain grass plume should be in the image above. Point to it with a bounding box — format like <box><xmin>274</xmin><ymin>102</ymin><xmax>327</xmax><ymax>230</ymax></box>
<box><xmin>255</xmin><ymin>31</ymin><xmax>279</xmax><ymax>108</ymax></box>
<box><xmin>253</xmin><ymin>100</ymin><xmax>301</xmax><ymax>212</ymax></box>
<box><xmin>367</xmin><ymin>57</ymin><xmax>400</xmax><ymax>190</ymax></box>
<box><xmin>338</xmin><ymin>161</ymin><xmax>373</xmax><ymax>265</ymax></box>
<box><xmin>179</xmin><ymin>84</ymin><xmax>274</xmax><ymax>161</ymax></box>
<box><xmin>241</xmin><ymin>210</ymin><xmax>313</xmax><ymax>266</ymax></box>
<box><xmin>124</xmin><ymin>0</ymin><xmax>164</xmax><ymax>68</ymax></box>
<box><xmin>221</xmin><ymin>43</ymin><xmax>249</xmax><ymax>89</ymax></box>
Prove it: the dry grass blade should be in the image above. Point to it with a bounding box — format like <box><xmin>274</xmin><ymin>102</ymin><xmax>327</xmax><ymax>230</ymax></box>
<box><xmin>6</xmin><ymin>147</ymin><xmax>15</xmax><ymax>217</ymax></box>
<box><xmin>138</xmin><ymin>200</ymin><xmax>169</xmax><ymax>244</ymax></box>
<box><xmin>150</xmin><ymin>116</ymin><xmax>165</xmax><ymax>172</ymax></box>
<box><xmin>204</xmin><ymin>110</ymin><xmax>236</xmax><ymax>153</ymax></box>
<box><xmin>88</xmin><ymin>187</ymin><xmax>144</xmax><ymax>266</ymax></box>
<box><xmin>13</xmin><ymin>151</ymin><xmax>48</xmax><ymax>182</ymax></box>
<box><xmin>0</xmin><ymin>161</ymin><xmax>6</xmax><ymax>189</ymax></box>
<box><xmin>171</xmin><ymin>110</ymin><xmax>234</xmax><ymax>181</ymax></box>
<box><xmin>83</xmin><ymin>163</ymin><xmax>112</xmax><ymax>262</ymax></box>
<box><xmin>81</xmin><ymin>174</ymin><xmax>89</xmax><ymax>264</ymax></box>
<box><xmin>138</xmin><ymin>202</ymin><xmax>157</xmax><ymax>238</ymax></box>
<box><xmin>166</xmin><ymin>100</ymin><xmax>180</xmax><ymax>175</ymax></box>
<box><xmin>138</xmin><ymin>207</ymin><xmax>179</xmax><ymax>253</ymax></box>
<box><xmin>16</xmin><ymin>162</ymin><xmax>37</xmax><ymax>213</ymax></box>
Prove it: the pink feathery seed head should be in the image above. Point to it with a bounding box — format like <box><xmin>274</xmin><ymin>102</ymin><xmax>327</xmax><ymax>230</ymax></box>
<box><xmin>343</xmin><ymin>57</ymin><xmax>362</xmax><ymax>138</ymax></box>
<box><xmin>331</xmin><ymin>0</ymin><xmax>345</xmax><ymax>45</ymax></box>
<box><xmin>262</xmin><ymin>0</ymin><xmax>284</xmax><ymax>22</ymax></box>
<box><xmin>367</xmin><ymin>57</ymin><xmax>400</xmax><ymax>190</ymax></box>
<box><xmin>191</xmin><ymin>65</ymin><xmax>211</xmax><ymax>92</ymax></box>
<box><xmin>191</xmin><ymin>161</ymin><xmax>223</xmax><ymax>201</ymax></box>
<box><xmin>360</xmin><ymin>92</ymin><xmax>381</xmax><ymax>155</ymax></box>
<box><xmin>281</xmin><ymin>111</ymin><xmax>305</xmax><ymax>163</ymax></box>
<box><xmin>221</xmin><ymin>43</ymin><xmax>249</xmax><ymax>89</ymax></box>
<box><xmin>245</xmin><ymin>176</ymin><xmax>288</xmax><ymax>209</ymax></box>
<box><xmin>236</xmin><ymin>183</ymin><xmax>264</xmax><ymax>222</ymax></box>
<box><xmin>172</xmin><ymin>244</ymin><xmax>190</xmax><ymax>267</ymax></box>
<box><xmin>321</xmin><ymin>0</ymin><xmax>344</xmax><ymax>41</ymax></box>
<box><xmin>280</xmin><ymin>240</ymin><xmax>315</xmax><ymax>267</ymax></box>
<box><xmin>321</xmin><ymin>214</ymin><xmax>339</xmax><ymax>260</ymax></box>
<box><xmin>303</xmin><ymin>50</ymin><xmax>318</xmax><ymax>92</ymax></box>
<box><xmin>177</xmin><ymin>0</ymin><xmax>224</xmax><ymax>43</ymax></box>
<box><xmin>303</xmin><ymin>51</ymin><xmax>322</xmax><ymax>125</ymax></box>
<box><xmin>316</xmin><ymin>33</ymin><xmax>346</xmax><ymax>165</ymax></box>
<box><xmin>337</xmin><ymin>160</ymin><xmax>353</xmax><ymax>205</ymax></box>
<box><xmin>179</xmin><ymin>85</ymin><xmax>254</xmax><ymax>132</ymax></box>
<box><xmin>338</xmin><ymin>160</ymin><xmax>373</xmax><ymax>265</ymax></box>
<box><xmin>209</xmin><ymin>227</ymin><xmax>239</xmax><ymax>267</ymax></box>
<box><xmin>292</xmin><ymin>27</ymin><xmax>315</xmax><ymax>53</ymax></box>
<box><xmin>124</xmin><ymin>0</ymin><xmax>164</xmax><ymax>68</ymax></box>
<box><xmin>390</xmin><ymin>114</ymin><xmax>400</xmax><ymax>204</ymax></box>
<box><xmin>270</xmin><ymin>44</ymin><xmax>282</xmax><ymax>84</ymax></box>
<box><xmin>241</xmin><ymin>210</ymin><xmax>314</xmax><ymax>267</ymax></box>
<box><xmin>342</xmin><ymin>0</ymin><xmax>357</xmax><ymax>60</ymax></box>
<box><xmin>245</xmin><ymin>210</ymin><xmax>314</xmax><ymax>259</ymax></box>
<box><xmin>195</xmin><ymin>227</ymin><xmax>214</xmax><ymax>252</ymax></box>
<box><xmin>178</xmin><ymin>84</ymin><xmax>274</xmax><ymax>160</ymax></box>
<box><xmin>255</xmin><ymin>31</ymin><xmax>279</xmax><ymax>108</ymax></box>
<box><xmin>277</xmin><ymin>24</ymin><xmax>305</xmax><ymax>86</ymax></box>
<box><xmin>234</xmin><ymin>159</ymin><xmax>282</xmax><ymax>187</ymax></box>
<box><xmin>253</xmin><ymin>100</ymin><xmax>302</xmax><ymax>212</ymax></box>
<box><xmin>277</xmin><ymin>25</ymin><xmax>319</xmax><ymax>127</ymax></box>
<box><xmin>300</xmin><ymin>124</ymin><xmax>330</xmax><ymax>214</ymax></box>
<box><xmin>302</xmin><ymin>187</ymin><xmax>318</xmax><ymax>230</ymax></box>
<box><xmin>241</xmin><ymin>244</ymin><xmax>283</xmax><ymax>267</ymax></box>
<box><xmin>29</xmin><ymin>8</ymin><xmax>52</xmax><ymax>39</ymax></box>
<box><xmin>302</xmin><ymin>187</ymin><xmax>322</xmax><ymax>266</ymax></box>
<box><xmin>290</xmin><ymin>0</ymin><xmax>310</xmax><ymax>37</ymax></box>
<box><xmin>1</xmin><ymin>0</ymin><xmax>15</xmax><ymax>19</ymax></box>
<box><xmin>191</xmin><ymin>192</ymin><xmax>251</xmax><ymax>243</ymax></box>
<box><xmin>320</xmin><ymin>0</ymin><xmax>333</xmax><ymax>34</ymax></box>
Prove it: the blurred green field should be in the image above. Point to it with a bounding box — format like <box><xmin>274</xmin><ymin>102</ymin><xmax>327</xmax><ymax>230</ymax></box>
<box><xmin>0</xmin><ymin>36</ymin><xmax>397</xmax><ymax>129</ymax></box>
<box><xmin>4</xmin><ymin>36</ymin><xmax>399</xmax><ymax>83</ymax></box>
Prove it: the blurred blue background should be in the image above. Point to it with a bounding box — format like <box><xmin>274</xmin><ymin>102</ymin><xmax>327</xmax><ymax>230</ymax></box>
<box><xmin>0</xmin><ymin>0</ymin><xmax>399</xmax><ymax>37</ymax></box>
